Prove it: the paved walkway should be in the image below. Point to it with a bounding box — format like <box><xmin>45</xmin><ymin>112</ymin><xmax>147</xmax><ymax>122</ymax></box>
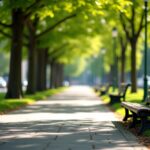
<box><xmin>0</xmin><ymin>86</ymin><xmax>148</xmax><ymax>150</ymax></box>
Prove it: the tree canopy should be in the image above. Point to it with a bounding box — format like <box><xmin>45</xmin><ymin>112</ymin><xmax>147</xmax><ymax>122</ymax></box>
<box><xmin>0</xmin><ymin>0</ymin><xmax>148</xmax><ymax>98</ymax></box>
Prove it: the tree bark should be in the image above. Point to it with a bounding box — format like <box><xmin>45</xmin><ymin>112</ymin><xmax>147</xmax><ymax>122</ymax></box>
<box><xmin>26</xmin><ymin>18</ymin><xmax>38</xmax><ymax>94</ymax></box>
<box><xmin>36</xmin><ymin>48</ymin><xmax>48</xmax><ymax>91</ymax></box>
<box><xmin>26</xmin><ymin>49</ymin><xmax>37</xmax><ymax>94</ymax></box>
<box><xmin>120</xmin><ymin>49</ymin><xmax>126</xmax><ymax>83</ymax></box>
<box><xmin>130</xmin><ymin>40</ymin><xmax>137</xmax><ymax>92</ymax></box>
<box><xmin>43</xmin><ymin>49</ymin><xmax>48</xmax><ymax>90</ymax></box>
<box><xmin>119</xmin><ymin>2</ymin><xmax>144</xmax><ymax>93</ymax></box>
<box><xmin>5</xmin><ymin>8</ymin><xmax>24</xmax><ymax>99</ymax></box>
<box><xmin>55</xmin><ymin>63</ymin><xmax>60</xmax><ymax>88</ymax></box>
<box><xmin>120</xmin><ymin>36</ymin><xmax>128</xmax><ymax>83</ymax></box>
<box><xmin>50</xmin><ymin>63</ymin><xmax>64</xmax><ymax>88</ymax></box>
<box><xmin>50</xmin><ymin>62</ymin><xmax>56</xmax><ymax>89</ymax></box>
<box><xmin>57</xmin><ymin>64</ymin><xmax>64</xmax><ymax>87</ymax></box>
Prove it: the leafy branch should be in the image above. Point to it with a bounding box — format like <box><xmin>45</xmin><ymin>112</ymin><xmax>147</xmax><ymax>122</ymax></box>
<box><xmin>37</xmin><ymin>13</ymin><xmax>77</xmax><ymax>39</ymax></box>
<box><xmin>0</xmin><ymin>28</ymin><xmax>11</xmax><ymax>38</ymax></box>
<box><xmin>0</xmin><ymin>21</ymin><xmax>12</xmax><ymax>28</ymax></box>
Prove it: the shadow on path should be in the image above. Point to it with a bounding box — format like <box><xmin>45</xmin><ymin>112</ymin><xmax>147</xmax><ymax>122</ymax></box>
<box><xmin>0</xmin><ymin>86</ymin><xmax>147</xmax><ymax>150</ymax></box>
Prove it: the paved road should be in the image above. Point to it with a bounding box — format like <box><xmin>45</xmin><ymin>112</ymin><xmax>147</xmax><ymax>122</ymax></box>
<box><xmin>0</xmin><ymin>86</ymin><xmax>148</xmax><ymax>150</ymax></box>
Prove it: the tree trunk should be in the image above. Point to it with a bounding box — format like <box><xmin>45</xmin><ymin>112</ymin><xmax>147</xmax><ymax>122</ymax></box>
<box><xmin>130</xmin><ymin>40</ymin><xmax>137</xmax><ymax>92</ymax></box>
<box><xmin>26</xmin><ymin>17</ymin><xmax>39</xmax><ymax>94</ymax></box>
<box><xmin>5</xmin><ymin>9</ymin><xmax>24</xmax><ymax>99</ymax></box>
<box><xmin>54</xmin><ymin>63</ymin><xmax>64</xmax><ymax>88</ymax></box>
<box><xmin>120</xmin><ymin>49</ymin><xmax>126</xmax><ymax>83</ymax></box>
<box><xmin>55</xmin><ymin>64</ymin><xmax>60</xmax><ymax>88</ymax></box>
<box><xmin>120</xmin><ymin>37</ymin><xmax>127</xmax><ymax>83</ymax></box>
<box><xmin>50</xmin><ymin>62</ymin><xmax>64</xmax><ymax>88</ymax></box>
<box><xmin>36</xmin><ymin>48</ymin><xmax>43</xmax><ymax>91</ymax></box>
<box><xmin>57</xmin><ymin>64</ymin><xmax>64</xmax><ymax>87</ymax></box>
<box><xmin>36</xmin><ymin>48</ymin><xmax>48</xmax><ymax>91</ymax></box>
<box><xmin>43</xmin><ymin>49</ymin><xmax>48</xmax><ymax>90</ymax></box>
<box><xmin>50</xmin><ymin>62</ymin><xmax>56</xmax><ymax>89</ymax></box>
<box><xmin>26</xmin><ymin>22</ymin><xmax>37</xmax><ymax>94</ymax></box>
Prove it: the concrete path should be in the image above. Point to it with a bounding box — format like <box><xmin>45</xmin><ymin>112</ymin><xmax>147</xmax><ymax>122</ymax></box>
<box><xmin>0</xmin><ymin>86</ymin><xmax>148</xmax><ymax>150</ymax></box>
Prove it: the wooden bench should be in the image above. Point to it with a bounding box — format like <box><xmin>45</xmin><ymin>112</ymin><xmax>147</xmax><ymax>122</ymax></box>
<box><xmin>121</xmin><ymin>90</ymin><xmax>150</xmax><ymax>135</ymax></box>
<box><xmin>109</xmin><ymin>83</ymin><xmax>131</xmax><ymax>104</ymax></box>
<box><xmin>94</xmin><ymin>85</ymin><xmax>101</xmax><ymax>92</ymax></box>
<box><xmin>99</xmin><ymin>84</ymin><xmax>110</xmax><ymax>96</ymax></box>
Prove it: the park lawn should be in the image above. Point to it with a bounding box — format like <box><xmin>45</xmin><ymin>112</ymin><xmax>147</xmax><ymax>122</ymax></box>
<box><xmin>0</xmin><ymin>99</ymin><xmax>34</xmax><ymax>114</ymax></box>
<box><xmin>101</xmin><ymin>88</ymin><xmax>143</xmax><ymax>116</ymax></box>
<box><xmin>0</xmin><ymin>87</ymin><xmax>66</xmax><ymax>114</ymax></box>
<box><xmin>25</xmin><ymin>87</ymin><xmax>65</xmax><ymax>100</ymax></box>
<box><xmin>100</xmin><ymin>88</ymin><xmax>150</xmax><ymax>136</ymax></box>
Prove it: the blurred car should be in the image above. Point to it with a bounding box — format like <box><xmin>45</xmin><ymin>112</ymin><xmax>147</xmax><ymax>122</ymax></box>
<box><xmin>63</xmin><ymin>81</ymin><xmax>69</xmax><ymax>86</ymax></box>
<box><xmin>3</xmin><ymin>75</ymin><xmax>8</xmax><ymax>83</ymax></box>
<box><xmin>0</xmin><ymin>76</ymin><xmax>7</xmax><ymax>88</ymax></box>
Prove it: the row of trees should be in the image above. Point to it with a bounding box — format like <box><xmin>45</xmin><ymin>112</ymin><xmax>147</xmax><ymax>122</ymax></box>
<box><xmin>0</xmin><ymin>0</ymin><xmax>147</xmax><ymax>99</ymax></box>
<box><xmin>90</xmin><ymin>0</ymin><xmax>148</xmax><ymax>93</ymax></box>
<box><xmin>0</xmin><ymin>0</ymin><xmax>112</xmax><ymax>98</ymax></box>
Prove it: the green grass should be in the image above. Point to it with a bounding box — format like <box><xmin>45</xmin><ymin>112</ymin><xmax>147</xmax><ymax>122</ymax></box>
<box><xmin>25</xmin><ymin>87</ymin><xmax>65</xmax><ymax>100</ymax></box>
<box><xmin>100</xmin><ymin>88</ymin><xmax>150</xmax><ymax>136</ymax></box>
<box><xmin>0</xmin><ymin>99</ymin><xmax>34</xmax><ymax>114</ymax></box>
<box><xmin>0</xmin><ymin>87</ymin><xmax>66</xmax><ymax>114</ymax></box>
<box><xmin>100</xmin><ymin>88</ymin><xmax>143</xmax><ymax>116</ymax></box>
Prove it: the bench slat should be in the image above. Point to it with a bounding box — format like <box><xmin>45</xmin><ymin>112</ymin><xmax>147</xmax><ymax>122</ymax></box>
<box><xmin>121</xmin><ymin>89</ymin><xmax>150</xmax><ymax>134</ymax></box>
<box><xmin>121</xmin><ymin>102</ymin><xmax>150</xmax><ymax>115</ymax></box>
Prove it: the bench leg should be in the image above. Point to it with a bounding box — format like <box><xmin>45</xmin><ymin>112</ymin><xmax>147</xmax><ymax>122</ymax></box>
<box><xmin>129</xmin><ymin>112</ymin><xmax>137</xmax><ymax>128</ymax></box>
<box><xmin>109</xmin><ymin>96</ymin><xmax>121</xmax><ymax>104</ymax></box>
<box><xmin>109</xmin><ymin>96</ymin><xmax>115</xmax><ymax>104</ymax></box>
<box><xmin>123</xmin><ymin>108</ymin><xmax>131</xmax><ymax>121</ymax></box>
<box><xmin>138</xmin><ymin>116</ymin><xmax>147</xmax><ymax>135</ymax></box>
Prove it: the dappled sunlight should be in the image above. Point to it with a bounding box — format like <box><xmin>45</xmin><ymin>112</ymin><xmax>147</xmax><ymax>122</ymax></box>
<box><xmin>0</xmin><ymin>86</ymin><xmax>117</xmax><ymax>123</ymax></box>
<box><xmin>0</xmin><ymin>120</ymin><xmax>145</xmax><ymax>150</ymax></box>
<box><xmin>0</xmin><ymin>0</ymin><xmax>149</xmax><ymax>148</ymax></box>
<box><xmin>0</xmin><ymin>86</ymin><xmax>147</xmax><ymax>150</ymax></box>
<box><xmin>0</xmin><ymin>112</ymin><xmax>117</xmax><ymax>123</ymax></box>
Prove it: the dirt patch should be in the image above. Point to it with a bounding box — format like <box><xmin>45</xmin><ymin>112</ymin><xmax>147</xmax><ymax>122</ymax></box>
<box><xmin>104</xmin><ymin>101</ymin><xmax>150</xmax><ymax>149</ymax></box>
<box><xmin>120</xmin><ymin>121</ymin><xmax>150</xmax><ymax>149</ymax></box>
<box><xmin>99</xmin><ymin>98</ymin><xmax>150</xmax><ymax>148</ymax></box>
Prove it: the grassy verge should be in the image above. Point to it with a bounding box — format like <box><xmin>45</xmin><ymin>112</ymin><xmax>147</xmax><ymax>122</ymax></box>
<box><xmin>0</xmin><ymin>87</ymin><xmax>66</xmax><ymax>114</ymax></box>
<box><xmin>100</xmin><ymin>87</ymin><xmax>143</xmax><ymax>116</ymax></box>
<box><xmin>99</xmin><ymin>88</ymin><xmax>150</xmax><ymax>136</ymax></box>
